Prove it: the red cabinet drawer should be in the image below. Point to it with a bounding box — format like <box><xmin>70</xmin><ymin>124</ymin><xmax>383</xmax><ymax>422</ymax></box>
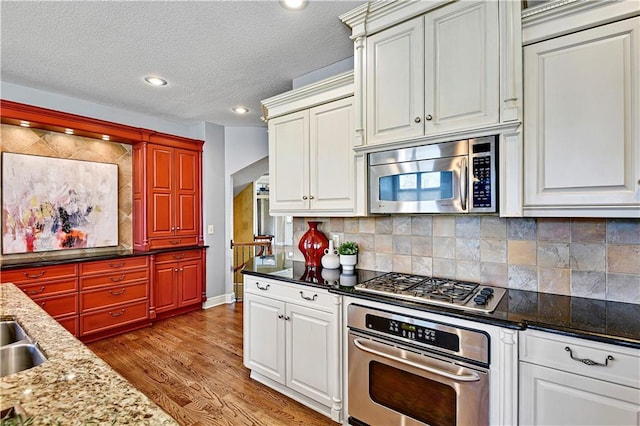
<box><xmin>155</xmin><ymin>248</ymin><xmax>202</xmax><ymax>263</ymax></box>
<box><xmin>18</xmin><ymin>278</ymin><xmax>78</xmax><ymax>298</ymax></box>
<box><xmin>80</xmin><ymin>282</ymin><xmax>148</xmax><ymax>312</ymax></box>
<box><xmin>80</xmin><ymin>257</ymin><xmax>149</xmax><ymax>275</ymax></box>
<box><xmin>80</xmin><ymin>300</ymin><xmax>148</xmax><ymax>336</ymax></box>
<box><xmin>2</xmin><ymin>264</ymin><xmax>77</xmax><ymax>284</ymax></box>
<box><xmin>35</xmin><ymin>293</ymin><xmax>78</xmax><ymax>317</ymax></box>
<box><xmin>79</xmin><ymin>269</ymin><xmax>148</xmax><ymax>290</ymax></box>
<box><xmin>57</xmin><ymin>315</ymin><xmax>79</xmax><ymax>337</ymax></box>
<box><xmin>149</xmin><ymin>236</ymin><xmax>199</xmax><ymax>250</ymax></box>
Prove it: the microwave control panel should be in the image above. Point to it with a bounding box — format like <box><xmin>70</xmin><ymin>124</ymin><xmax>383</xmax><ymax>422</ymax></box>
<box><xmin>470</xmin><ymin>139</ymin><xmax>496</xmax><ymax>212</ymax></box>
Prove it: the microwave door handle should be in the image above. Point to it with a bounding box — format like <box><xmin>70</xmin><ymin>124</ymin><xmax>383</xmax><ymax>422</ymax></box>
<box><xmin>460</xmin><ymin>157</ymin><xmax>468</xmax><ymax>211</ymax></box>
<box><xmin>353</xmin><ymin>338</ymin><xmax>480</xmax><ymax>382</ymax></box>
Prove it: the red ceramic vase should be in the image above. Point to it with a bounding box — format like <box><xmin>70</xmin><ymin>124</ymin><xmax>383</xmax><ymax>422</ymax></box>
<box><xmin>298</xmin><ymin>221</ymin><xmax>329</xmax><ymax>268</ymax></box>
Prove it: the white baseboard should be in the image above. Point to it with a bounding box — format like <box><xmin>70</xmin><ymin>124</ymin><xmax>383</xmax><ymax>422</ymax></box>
<box><xmin>202</xmin><ymin>293</ymin><xmax>236</xmax><ymax>309</ymax></box>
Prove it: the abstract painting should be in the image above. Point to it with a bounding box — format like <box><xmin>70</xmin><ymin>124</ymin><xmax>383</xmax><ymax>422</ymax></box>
<box><xmin>2</xmin><ymin>153</ymin><xmax>118</xmax><ymax>254</ymax></box>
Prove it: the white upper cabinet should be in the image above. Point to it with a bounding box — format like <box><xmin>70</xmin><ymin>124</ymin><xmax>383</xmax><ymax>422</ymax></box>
<box><xmin>268</xmin><ymin>110</ymin><xmax>309</xmax><ymax>212</ymax></box>
<box><xmin>366</xmin><ymin>17</ymin><xmax>424</xmax><ymax>144</ymax></box>
<box><xmin>522</xmin><ymin>2</ymin><xmax>640</xmax><ymax>217</ymax></box>
<box><xmin>425</xmin><ymin>1</ymin><xmax>499</xmax><ymax>134</ymax></box>
<box><xmin>263</xmin><ymin>72</ymin><xmax>364</xmax><ymax>216</ymax></box>
<box><xmin>361</xmin><ymin>1</ymin><xmax>502</xmax><ymax>147</ymax></box>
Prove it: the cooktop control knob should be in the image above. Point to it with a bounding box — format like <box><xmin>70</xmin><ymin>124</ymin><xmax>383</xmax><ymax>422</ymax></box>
<box><xmin>474</xmin><ymin>295</ymin><xmax>487</xmax><ymax>305</ymax></box>
<box><xmin>480</xmin><ymin>287</ymin><xmax>494</xmax><ymax>297</ymax></box>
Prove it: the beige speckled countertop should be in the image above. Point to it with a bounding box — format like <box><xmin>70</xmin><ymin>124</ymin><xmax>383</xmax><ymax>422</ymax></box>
<box><xmin>0</xmin><ymin>283</ymin><xmax>177</xmax><ymax>425</ymax></box>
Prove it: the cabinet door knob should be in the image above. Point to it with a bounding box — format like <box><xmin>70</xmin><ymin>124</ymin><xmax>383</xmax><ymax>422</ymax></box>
<box><xmin>309</xmin><ymin>195</ymin><xmax>314</xmax><ymax>200</ymax></box>
<box><xmin>171</xmin><ymin>227</ymin><xmax>175</xmax><ymax>231</ymax></box>
<box><xmin>284</xmin><ymin>316</ymin><xmax>291</xmax><ymax>321</ymax></box>
<box><xmin>174</xmin><ymin>268</ymin><xmax>179</xmax><ymax>272</ymax></box>
<box><xmin>426</xmin><ymin>114</ymin><xmax>433</xmax><ymax>121</ymax></box>
<box><xmin>302</xmin><ymin>195</ymin><xmax>308</xmax><ymax>200</ymax></box>
<box><xmin>414</xmin><ymin>117</ymin><xmax>421</xmax><ymax>123</ymax></box>
<box><xmin>176</xmin><ymin>227</ymin><xmax>180</xmax><ymax>230</ymax></box>
<box><xmin>278</xmin><ymin>314</ymin><xmax>284</xmax><ymax>319</ymax></box>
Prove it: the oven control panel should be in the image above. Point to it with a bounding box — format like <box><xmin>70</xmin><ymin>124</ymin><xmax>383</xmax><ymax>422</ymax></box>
<box><xmin>366</xmin><ymin>314</ymin><xmax>460</xmax><ymax>352</ymax></box>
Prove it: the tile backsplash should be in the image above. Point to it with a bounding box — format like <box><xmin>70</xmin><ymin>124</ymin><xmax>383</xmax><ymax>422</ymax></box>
<box><xmin>293</xmin><ymin>216</ymin><xmax>640</xmax><ymax>304</ymax></box>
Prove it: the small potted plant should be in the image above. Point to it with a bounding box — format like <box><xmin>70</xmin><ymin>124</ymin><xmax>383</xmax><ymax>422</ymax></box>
<box><xmin>338</xmin><ymin>241</ymin><xmax>359</xmax><ymax>272</ymax></box>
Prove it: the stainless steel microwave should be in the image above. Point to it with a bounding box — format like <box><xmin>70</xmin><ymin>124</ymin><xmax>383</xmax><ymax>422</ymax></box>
<box><xmin>368</xmin><ymin>136</ymin><xmax>497</xmax><ymax>214</ymax></box>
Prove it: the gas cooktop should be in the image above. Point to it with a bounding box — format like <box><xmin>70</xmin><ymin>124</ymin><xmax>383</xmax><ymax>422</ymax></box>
<box><xmin>355</xmin><ymin>272</ymin><xmax>506</xmax><ymax>313</ymax></box>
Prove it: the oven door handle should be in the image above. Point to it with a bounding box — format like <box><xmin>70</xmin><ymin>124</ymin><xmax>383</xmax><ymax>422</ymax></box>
<box><xmin>353</xmin><ymin>338</ymin><xmax>480</xmax><ymax>382</ymax></box>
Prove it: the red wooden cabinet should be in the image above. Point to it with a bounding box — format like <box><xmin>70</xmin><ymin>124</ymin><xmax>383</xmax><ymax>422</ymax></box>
<box><xmin>1</xmin><ymin>264</ymin><xmax>79</xmax><ymax>336</ymax></box>
<box><xmin>78</xmin><ymin>257</ymin><xmax>150</xmax><ymax>341</ymax></box>
<box><xmin>134</xmin><ymin>136</ymin><xmax>203</xmax><ymax>251</ymax></box>
<box><xmin>153</xmin><ymin>248</ymin><xmax>204</xmax><ymax>319</ymax></box>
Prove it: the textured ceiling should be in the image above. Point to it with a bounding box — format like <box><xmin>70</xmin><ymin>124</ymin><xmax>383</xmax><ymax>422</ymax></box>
<box><xmin>0</xmin><ymin>1</ymin><xmax>364</xmax><ymax>127</ymax></box>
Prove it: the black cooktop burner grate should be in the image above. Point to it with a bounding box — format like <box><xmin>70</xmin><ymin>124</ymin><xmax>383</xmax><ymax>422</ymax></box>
<box><xmin>358</xmin><ymin>272</ymin><xmax>478</xmax><ymax>303</ymax></box>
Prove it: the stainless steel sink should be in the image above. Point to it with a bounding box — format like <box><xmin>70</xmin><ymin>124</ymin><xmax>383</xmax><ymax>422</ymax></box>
<box><xmin>0</xmin><ymin>321</ymin><xmax>29</xmax><ymax>346</ymax></box>
<box><xmin>0</xmin><ymin>343</ymin><xmax>47</xmax><ymax>377</ymax></box>
<box><xmin>0</xmin><ymin>319</ymin><xmax>48</xmax><ymax>377</ymax></box>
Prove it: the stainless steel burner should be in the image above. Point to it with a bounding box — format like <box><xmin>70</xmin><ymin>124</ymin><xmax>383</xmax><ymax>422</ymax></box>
<box><xmin>355</xmin><ymin>272</ymin><xmax>506</xmax><ymax>313</ymax></box>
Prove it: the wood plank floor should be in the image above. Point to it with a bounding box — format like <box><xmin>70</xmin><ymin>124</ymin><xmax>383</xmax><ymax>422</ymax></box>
<box><xmin>88</xmin><ymin>303</ymin><xmax>335</xmax><ymax>426</ymax></box>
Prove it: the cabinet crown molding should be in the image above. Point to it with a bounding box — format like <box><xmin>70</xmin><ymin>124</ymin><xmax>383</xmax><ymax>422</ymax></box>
<box><xmin>522</xmin><ymin>0</ymin><xmax>640</xmax><ymax>44</ymax></box>
<box><xmin>340</xmin><ymin>0</ymin><xmax>450</xmax><ymax>37</ymax></box>
<box><xmin>261</xmin><ymin>71</ymin><xmax>353</xmax><ymax>120</ymax></box>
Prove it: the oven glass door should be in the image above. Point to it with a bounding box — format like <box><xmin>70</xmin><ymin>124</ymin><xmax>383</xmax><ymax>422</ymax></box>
<box><xmin>369</xmin><ymin>156</ymin><xmax>467</xmax><ymax>214</ymax></box>
<box><xmin>348</xmin><ymin>332</ymin><xmax>489</xmax><ymax>426</ymax></box>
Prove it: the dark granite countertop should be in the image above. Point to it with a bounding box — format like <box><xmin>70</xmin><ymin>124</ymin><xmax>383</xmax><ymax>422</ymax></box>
<box><xmin>242</xmin><ymin>254</ymin><xmax>640</xmax><ymax>349</ymax></box>
<box><xmin>1</xmin><ymin>245</ymin><xmax>208</xmax><ymax>271</ymax></box>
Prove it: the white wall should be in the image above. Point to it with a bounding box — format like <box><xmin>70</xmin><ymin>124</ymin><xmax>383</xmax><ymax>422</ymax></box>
<box><xmin>1</xmin><ymin>81</ymin><xmax>194</xmax><ymax>138</ymax></box>
<box><xmin>202</xmin><ymin>122</ymin><xmax>227</xmax><ymax>300</ymax></box>
<box><xmin>224</xmin><ymin>126</ymin><xmax>269</xmax><ymax>296</ymax></box>
<box><xmin>224</xmin><ymin>127</ymin><xmax>269</xmax><ymax>175</ymax></box>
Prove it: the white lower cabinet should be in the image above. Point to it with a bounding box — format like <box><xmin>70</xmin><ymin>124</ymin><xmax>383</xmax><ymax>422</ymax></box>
<box><xmin>243</xmin><ymin>276</ymin><xmax>342</xmax><ymax>422</ymax></box>
<box><xmin>519</xmin><ymin>329</ymin><xmax>640</xmax><ymax>425</ymax></box>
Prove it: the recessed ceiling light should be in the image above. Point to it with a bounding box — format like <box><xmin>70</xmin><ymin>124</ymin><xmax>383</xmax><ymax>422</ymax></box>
<box><xmin>19</xmin><ymin>120</ymin><xmax>30</xmax><ymax>127</ymax></box>
<box><xmin>280</xmin><ymin>0</ymin><xmax>307</xmax><ymax>10</ymax></box>
<box><xmin>232</xmin><ymin>106</ymin><xmax>250</xmax><ymax>114</ymax></box>
<box><xmin>144</xmin><ymin>76</ymin><xmax>168</xmax><ymax>86</ymax></box>
<box><xmin>65</xmin><ymin>128</ymin><xmax>74</xmax><ymax>135</ymax></box>
<box><xmin>102</xmin><ymin>135</ymin><xmax>110</xmax><ymax>141</ymax></box>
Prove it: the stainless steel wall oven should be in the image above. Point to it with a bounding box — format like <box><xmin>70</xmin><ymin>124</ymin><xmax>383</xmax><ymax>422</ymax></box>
<box><xmin>347</xmin><ymin>304</ymin><xmax>491</xmax><ymax>426</ymax></box>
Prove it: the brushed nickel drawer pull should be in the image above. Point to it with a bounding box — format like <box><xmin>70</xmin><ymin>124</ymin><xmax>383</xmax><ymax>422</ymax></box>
<box><xmin>299</xmin><ymin>291</ymin><xmax>318</xmax><ymax>301</ymax></box>
<box><xmin>24</xmin><ymin>271</ymin><xmax>45</xmax><ymax>279</ymax></box>
<box><xmin>109</xmin><ymin>261</ymin><xmax>125</xmax><ymax>268</ymax></box>
<box><xmin>109</xmin><ymin>274</ymin><xmax>126</xmax><ymax>282</ymax></box>
<box><xmin>109</xmin><ymin>288</ymin><xmax>126</xmax><ymax>296</ymax></box>
<box><xmin>27</xmin><ymin>286</ymin><xmax>45</xmax><ymax>295</ymax></box>
<box><xmin>256</xmin><ymin>283</ymin><xmax>270</xmax><ymax>291</ymax></box>
<box><xmin>565</xmin><ymin>346</ymin><xmax>614</xmax><ymax>367</ymax></box>
<box><xmin>173</xmin><ymin>253</ymin><xmax>186</xmax><ymax>259</ymax></box>
<box><xmin>109</xmin><ymin>309</ymin><xmax>125</xmax><ymax>317</ymax></box>
<box><xmin>169</xmin><ymin>239</ymin><xmax>182</xmax><ymax>245</ymax></box>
